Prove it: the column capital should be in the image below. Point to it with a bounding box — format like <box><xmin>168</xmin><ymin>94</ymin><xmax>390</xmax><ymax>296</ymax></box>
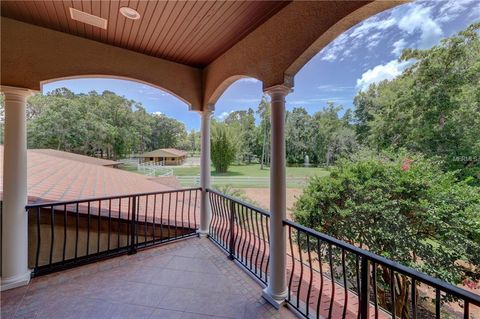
<box><xmin>196</xmin><ymin>104</ymin><xmax>214</xmax><ymax>117</ymax></box>
<box><xmin>1</xmin><ymin>86</ymin><xmax>35</xmax><ymax>102</ymax></box>
<box><xmin>203</xmin><ymin>103</ymin><xmax>215</xmax><ymax>113</ymax></box>
<box><xmin>264</xmin><ymin>84</ymin><xmax>292</xmax><ymax>97</ymax></box>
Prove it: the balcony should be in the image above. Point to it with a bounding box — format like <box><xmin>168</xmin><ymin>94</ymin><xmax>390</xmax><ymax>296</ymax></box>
<box><xmin>1</xmin><ymin>237</ymin><xmax>296</xmax><ymax>319</ymax></box>
<box><xmin>2</xmin><ymin>188</ymin><xmax>479</xmax><ymax>319</ymax></box>
<box><xmin>1</xmin><ymin>2</ymin><xmax>479</xmax><ymax>319</ymax></box>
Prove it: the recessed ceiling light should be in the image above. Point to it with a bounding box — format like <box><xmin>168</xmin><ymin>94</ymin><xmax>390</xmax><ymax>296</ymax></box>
<box><xmin>69</xmin><ymin>8</ymin><xmax>107</xmax><ymax>29</ymax></box>
<box><xmin>120</xmin><ymin>7</ymin><xmax>141</xmax><ymax>20</ymax></box>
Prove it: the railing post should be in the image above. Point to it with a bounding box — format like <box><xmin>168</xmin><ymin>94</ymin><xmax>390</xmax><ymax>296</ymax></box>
<box><xmin>128</xmin><ymin>196</ymin><xmax>137</xmax><ymax>255</ymax></box>
<box><xmin>228</xmin><ymin>200</ymin><xmax>235</xmax><ymax>260</ymax></box>
<box><xmin>360</xmin><ymin>256</ymin><xmax>370</xmax><ymax>319</ymax></box>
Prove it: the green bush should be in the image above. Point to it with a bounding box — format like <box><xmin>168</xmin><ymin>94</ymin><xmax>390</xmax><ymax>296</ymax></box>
<box><xmin>211</xmin><ymin>124</ymin><xmax>237</xmax><ymax>173</ymax></box>
<box><xmin>293</xmin><ymin>150</ymin><xmax>480</xmax><ymax>316</ymax></box>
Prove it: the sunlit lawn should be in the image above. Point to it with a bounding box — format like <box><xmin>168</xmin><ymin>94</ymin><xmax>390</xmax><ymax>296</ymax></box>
<box><xmin>171</xmin><ymin>164</ymin><xmax>329</xmax><ymax>178</ymax></box>
<box><xmin>119</xmin><ymin>163</ymin><xmax>328</xmax><ymax>188</ymax></box>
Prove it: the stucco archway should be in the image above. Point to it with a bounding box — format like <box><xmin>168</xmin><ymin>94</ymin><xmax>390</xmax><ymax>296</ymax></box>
<box><xmin>205</xmin><ymin>75</ymin><xmax>262</xmax><ymax>107</ymax></box>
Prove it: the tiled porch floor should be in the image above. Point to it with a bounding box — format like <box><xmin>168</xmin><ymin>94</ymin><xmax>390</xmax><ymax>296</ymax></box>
<box><xmin>1</xmin><ymin>237</ymin><xmax>297</xmax><ymax>319</ymax></box>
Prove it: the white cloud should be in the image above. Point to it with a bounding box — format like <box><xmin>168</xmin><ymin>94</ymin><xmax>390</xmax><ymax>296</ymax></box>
<box><xmin>228</xmin><ymin>97</ymin><xmax>261</xmax><ymax>104</ymax></box>
<box><xmin>288</xmin><ymin>97</ymin><xmax>351</xmax><ymax>105</ymax></box>
<box><xmin>237</xmin><ymin>78</ymin><xmax>260</xmax><ymax>84</ymax></box>
<box><xmin>151</xmin><ymin>111</ymin><xmax>163</xmax><ymax>116</ymax></box>
<box><xmin>350</xmin><ymin>17</ymin><xmax>396</xmax><ymax>39</ymax></box>
<box><xmin>392</xmin><ymin>38</ymin><xmax>407</xmax><ymax>56</ymax></box>
<box><xmin>217</xmin><ymin>111</ymin><xmax>232</xmax><ymax>120</ymax></box>
<box><xmin>320</xmin><ymin>33</ymin><xmax>349</xmax><ymax>62</ymax></box>
<box><xmin>470</xmin><ymin>3</ymin><xmax>480</xmax><ymax>19</ymax></box>
<box><xmin>317</xmin><ymin>85</ymin><xmax>354</xmax><ymax>91</ymax></box>
<box><xmin>356</xmin><ymin>59</ymin><xmax>412</xmax><ymax>91</ymax></box>
<box><xmin>438</xmin><ymin>0</ymin><xmax>471</xmax><ymax>22</ymax></box>
<box><xmin>397</xmin><ymin>4</ymin><xmax>443</xmax><ymax>48</ymax></box>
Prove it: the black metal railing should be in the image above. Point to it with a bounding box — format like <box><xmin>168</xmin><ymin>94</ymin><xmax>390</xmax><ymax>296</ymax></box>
<box><xmin>26</xmin><ymin>188</ymin><xmax>200</xmax><ymax>276</ymax></box>
<box><xmin>206</xmin><ymin>189</ymin><xmax>479</xmax><ymax>319</ymax></box>
<box><xmin>284</xmin><ymin>220</ymin><xmax>480</xmax><ymax>319</ymax></box>
<box><xmin>207</xmin><ymin>188</ymin><xmax>270</xmax><ymax>284</ymax></box>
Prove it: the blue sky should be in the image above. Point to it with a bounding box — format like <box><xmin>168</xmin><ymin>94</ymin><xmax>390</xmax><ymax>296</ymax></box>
<box><xmin>44</xmin><ymin>0</ymin><xmax>480</xmax><ymax>131</ymax></box>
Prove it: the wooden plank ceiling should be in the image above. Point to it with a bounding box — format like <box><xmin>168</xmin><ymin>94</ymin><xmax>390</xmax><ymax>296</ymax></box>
<box><xmin>1</xmin><ymin>1</ymin><xmax>289</xmax><ymax>68</ymax></box>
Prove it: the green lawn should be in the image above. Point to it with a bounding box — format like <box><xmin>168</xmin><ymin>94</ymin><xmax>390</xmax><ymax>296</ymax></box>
<box><xmin>119</xmin><ymin>163</ymin><xmax>329</xmax><ymax>188</ymax></box>
<box><xmin>172</xmin><ymin>164</ymin><xmax>329</xmax><ymax>178</ymax></box>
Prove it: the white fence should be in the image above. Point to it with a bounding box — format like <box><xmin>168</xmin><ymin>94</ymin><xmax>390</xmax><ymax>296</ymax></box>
<box><xmin>137</xmin><ymin>161</ymin><xmax>173</xmax><ymax>177</ymax></box>
<box><xmin>176</xmin><ymin>176</ymin><xmax>308</xmax><ymax>187</ymax></box>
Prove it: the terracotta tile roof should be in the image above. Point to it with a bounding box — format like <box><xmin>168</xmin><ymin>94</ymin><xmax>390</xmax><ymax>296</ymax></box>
<box><xmin>30</xmin><ymin>149</ymin><xmax>120</xmax><ymax>167</ymax></box>
<box><xmin>140</xmin><ymin>148</ymin><xmax>188</xmax><ymax>158</ymax></box>
<box><xmin>0</xmin><ymin>145</ymin><xmax>177</xmax><ymax>204</ymax></box>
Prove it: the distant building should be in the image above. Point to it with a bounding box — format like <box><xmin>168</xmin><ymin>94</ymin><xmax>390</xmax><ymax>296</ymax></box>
<box><xmin>139</xmin><ymin>148</ymin><xmax>187</xmax><ymax>166</ymax></box>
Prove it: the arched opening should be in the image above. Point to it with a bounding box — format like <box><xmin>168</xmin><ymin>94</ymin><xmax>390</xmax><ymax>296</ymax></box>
<box><xmin>28</xmin><ymin>77</ymin><xmax>200</xmax><ymax>168</ymax></box>
<box><xmin>282</xmin><ymin>2</ymin><xmax>480</xmax><ymax>319</ymax></box>
<box><xmin>40</xmin><ymin>75</ymin><xmax>193</xmax><ymax>109</ymax></box>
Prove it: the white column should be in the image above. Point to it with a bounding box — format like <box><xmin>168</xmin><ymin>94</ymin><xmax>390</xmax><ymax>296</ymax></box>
<box><xmin>199</xmin><ymin>107</ymin><xmax>213</xmax><ymax>236</ymax></box>
<box><xmin>1</xmin><ymin>86</ymin><xmax>33</xmax><ymax>291</ymax></box>
<box><xmin>262</xmin><ymin>84</ymin><xmax>291</xmax><ymax>307</ymax></box>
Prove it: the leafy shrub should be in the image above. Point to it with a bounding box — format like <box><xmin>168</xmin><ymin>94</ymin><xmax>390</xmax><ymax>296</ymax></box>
<box><xmin>293</xmin><ymin>149</ymin><xmax>480</xmax><ymax>316</ymax></box>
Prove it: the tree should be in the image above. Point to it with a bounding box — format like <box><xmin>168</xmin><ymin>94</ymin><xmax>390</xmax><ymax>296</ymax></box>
<box><xmin>211</xmin><ymin>123</ymin><xmax>237</xmax><ymax>173</ymax></box>
<box><xmin>224</xmin><ymin>108</ymin><xmax>257</xmax><ymax>163</ymax></box>
<box><xmin>354</xmin><ymin>22</ymin><xmax>480</xmax><ymax>183</ymax></box>
<box><xmin>285</xmin><ymin>107</ymin><xmax>313</xmax><ymax>164</ymax></box>
<box><xmin>293</xmin><ymin>150</ymin><xmax>480</xmax><ymax>318</ymax></box>
<box><xmin>310</xmin><ymin>103</ymin><xmax>357</xmax><ymax>165</ymax></box>
<box><xmin>27</xmin><ymin>91</ymin><xmax>85</xmax><ymax>151</ymax></box>
<box><xmin>149</xmin><ymin>113</ymin><xmax>187</xmax><ymax>151</ymax></box>
<box><xmin>25</xmin><ymin>88</ymin><xmax>189</xmax><ymax>159</ymax></box>
<box><xmin>256</xmin><ymin>96</ymin><xmax>271</xmax><ymax>169</ymax></box>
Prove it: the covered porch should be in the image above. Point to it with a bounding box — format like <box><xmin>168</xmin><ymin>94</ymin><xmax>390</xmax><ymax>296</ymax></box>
<box><xmin>1</xmin><ymin>1</ymin><xmax>479</xmax><ymax>319</ymax></box>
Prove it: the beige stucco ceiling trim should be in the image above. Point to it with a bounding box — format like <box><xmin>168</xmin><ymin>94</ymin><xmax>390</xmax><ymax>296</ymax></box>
<box><xmin>0</xmin><ymin>18</ymin><xmax>203</xmax><ymax>110</ymax></box>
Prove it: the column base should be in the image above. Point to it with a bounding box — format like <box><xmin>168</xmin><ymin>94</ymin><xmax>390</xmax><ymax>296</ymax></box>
<box><xmin>1</xmin><ymin>271</ymin><xmax>31</xmax><ymax>291</ymax></box>
<box><xmin>262</xmin><ymin>287</ymin><xmax>287</xmax><ymax>309</ymax></box>
<box><xmin>197</xmin><ymin>229</ymin><xmax>209</xmax><ymax>238</ymax></box>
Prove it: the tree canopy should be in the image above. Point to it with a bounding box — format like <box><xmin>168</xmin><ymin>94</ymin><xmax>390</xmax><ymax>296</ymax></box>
<box><xmin>354</xmin><ymin>22</ymin><xmax>480</xmax><ymax>183</ymax></box>
<box><xmin>25</xmin><ymin>89</ymin><xmax>191</xmax><ymax>159</ymax></box>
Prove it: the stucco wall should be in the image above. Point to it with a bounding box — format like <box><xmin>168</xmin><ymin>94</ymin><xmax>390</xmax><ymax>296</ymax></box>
<box><xmin>0</xmin><ymin>18</ymin><xmax>203</xmax><ymax>110</ymax></box>
<box><xmin>202</xmin><ymin>1</ymin><xmax>406</xmax><ymax>105</ymax></box>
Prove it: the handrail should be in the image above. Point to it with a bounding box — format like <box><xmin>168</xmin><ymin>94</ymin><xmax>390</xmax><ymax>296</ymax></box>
<box><xmin>206</xmin><ymin>188</ymin><xmax>270</xmax><ymax>217</ymax></box>
<box><xmin>284</xmin><ymin>219</ymin><xmax>480</xmax><ymax>307</ymax></box>
<box><xmin>206</xmin><ymin>189</ymin><xmax>480</xmax><ymax>319</ymax></box>
<box><xmin>25</xmin><ymin>187</ymin><xmax>201</xmax><ymax>209</ymax></box>
<box><xmin>207</xmin><ymin>188</ymin><xmax>270</xmax><ymax>284</ymax></box>
<box><xmin>26</xmin><ymin>188</ymin><xmax>201</xmax><ymax>276</ymax></box>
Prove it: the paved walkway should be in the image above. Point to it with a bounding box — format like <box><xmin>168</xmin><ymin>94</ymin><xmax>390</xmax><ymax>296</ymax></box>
<box><xmin>1</xmin><ymin>237</ymin><xmax>297</xmax><ymax>319</ymax></box>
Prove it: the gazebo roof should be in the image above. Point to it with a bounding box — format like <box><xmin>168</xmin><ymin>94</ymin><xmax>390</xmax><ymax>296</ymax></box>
<box><xmin>140</xmin><ymin>148</ymin><xmax>188</xmax><ymax>158</ymax></box>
